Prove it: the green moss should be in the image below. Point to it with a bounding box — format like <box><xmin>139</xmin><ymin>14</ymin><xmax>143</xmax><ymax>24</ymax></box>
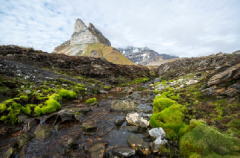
<box><xmin>104</xmin><ymin>85</ymin><xmax>112</xmax><ymax>90</ymax></box>
<box><xmin>180</xmin><ymin>123</ymin><xmax>240</xmax><ymax>158</ymax></box>
<box><xmin>0</xmin><ymin>103</ymin><xmax>7</xmax><ymax>112</ymax></box>
<box><xmin>41</xmin><ymin>98</ymin><xmax>61</xmax><ymax>115</ymax></box>
<box><xmin>154</xmin><ymin>90</ymin><xmax>159</xmax><ymax>94</ymax></box>
<box><xmin>85</xmin><ymin>98</ymin><xmax>97</xmax><ymax>104</ymax></box>
<box><xmin>77</xmin><ymin>83</ymin><xmax>86</xmax><ymax>88</ymax></box>
<box><xmin>21</xmin><ymin>105</ymin><xmax>31</xmax><ymax>115</ymax></box>
<box><xmin>150</xmin><ymin>104</ymin><xmax>186</xmax><ymax>139</ymax></box>
<box><xmin>20</xmin><ymin>95</ymin><xmax>29</xmax><ymax>101</ymax></box>
<box><xmin>153</xmin><ymin>97</ymin><xmax>177</xmax><ymax>114</ymax></box>
<box><xmin>58</xmin><ymin>89</ymin><xmax>77</xmax><ymax>99</ymax></box>
<box><xmin>34</xmin><ymin>106</ymin><xmax>42</xmax><ymax>116</ymax></box>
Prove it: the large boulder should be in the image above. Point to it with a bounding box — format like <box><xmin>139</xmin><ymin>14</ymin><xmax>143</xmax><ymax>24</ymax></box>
<box><xmin>208</xmin><ymin>63</ymin><xmax>240</xmax><ymax>86</ymax></box>
<box><xmin>111</xmin><ymin>100</ymin><xmax>136</xmax><ymax>111</ymax></box>
<box><xmin>126</xmin><ymin>112</ymin><xmax>149</xmax><ymax>128</ymax></box>
<box><xmin>127</xmin><ymin>134</ymin><xmax>151</xmax><ymax>155</ymax></box>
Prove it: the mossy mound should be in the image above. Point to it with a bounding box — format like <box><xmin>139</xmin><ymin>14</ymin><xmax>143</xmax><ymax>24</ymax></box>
<box><xmin>150</xmin><ymin>104</ymin><xmax>186</xmax><ymax>139</ymax></box>
<box><xmin>153</xmin><ymin>97</ymin><xmax>177</xmax><ymax>114</ymax></box>
<box><xmin>58</xmin><ymin>89</ymin><xmax>77</xmax><ymax>99</ymax></box>
<box><xmin>180</xmin><ymin>123</ymin><xmax>240</xmax><ymax>158</ymax></box>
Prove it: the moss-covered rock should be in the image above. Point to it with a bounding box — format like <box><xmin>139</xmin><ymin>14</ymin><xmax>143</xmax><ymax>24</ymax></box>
<box><xmin>180</xmin><ymin>123</ymin><xmax>240</xmax><ymax>158</ymax></box>
<box><xmin>85</xmin><ymin>98</ymin><xmax>97</xmax><ymax>105</ymax></box>
<box><xmin>153</xmin><ymin>97</ymin><xmax>177</xmax><ymax>114</ymax></box>
<box><xmin>150</xmin><ymin>104</ymin><xmax>186</xmax><ymax>139</ymax></box>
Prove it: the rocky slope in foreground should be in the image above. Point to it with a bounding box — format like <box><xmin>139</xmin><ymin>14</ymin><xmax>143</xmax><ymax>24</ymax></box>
<box><xmin>151</xmin><ymin>51</ymin><xmax>240</xmax><ymax>157</ymax></box>
<box><xmin>53</xmin><ymin>19</ymin><xmax>134</xmax><ymax>65</ymax></box>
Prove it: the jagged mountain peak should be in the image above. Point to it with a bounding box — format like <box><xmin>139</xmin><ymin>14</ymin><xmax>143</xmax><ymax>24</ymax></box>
<box><xmin>53</xmin><ymin>18</ymin><xmax>133</xmax><ymax>65</ymax></box>
<box><xmin>74</xmin><ymin>18</ymin><xmax>87</xmax><ymax>32</ymax></box>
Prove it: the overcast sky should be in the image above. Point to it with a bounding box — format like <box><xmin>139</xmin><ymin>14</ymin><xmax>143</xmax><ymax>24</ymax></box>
<box><xmin>0</xmin><ymin>0</ymin><xmax>240</xmax><ymax>57</ymax></box>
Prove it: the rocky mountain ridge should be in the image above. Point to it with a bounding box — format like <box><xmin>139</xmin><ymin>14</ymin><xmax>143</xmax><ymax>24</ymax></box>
<box><xmin>53</xmin><ymin>19</ymin><xmax>133</xmax><ymax>65</ymax></box>
<box><xmin>117</xmin><ymin>46</ymin><xmax>178</xmax><ymax>65</ymax></box>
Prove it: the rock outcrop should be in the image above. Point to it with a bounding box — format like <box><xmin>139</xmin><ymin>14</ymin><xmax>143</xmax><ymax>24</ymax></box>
<box><xmin>53</xmin><ymin>19</ymin><xmax>133</xmax><ymax>65</ymax></box>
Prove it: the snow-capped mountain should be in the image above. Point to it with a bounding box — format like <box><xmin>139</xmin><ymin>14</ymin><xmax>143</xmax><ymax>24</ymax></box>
<box><xmin>117</xmin><ymin>46</ymin><xmax>178</xmax><ymax>65</ymax></box>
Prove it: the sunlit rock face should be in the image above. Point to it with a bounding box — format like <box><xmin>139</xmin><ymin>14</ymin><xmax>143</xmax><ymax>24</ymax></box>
<box><xmin>70</xmin><ymin>19</ymin><xmax>99</xmax><ymax>45</ymax></box>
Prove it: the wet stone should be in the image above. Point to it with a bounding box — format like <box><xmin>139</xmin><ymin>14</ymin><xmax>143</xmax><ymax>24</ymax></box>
<box><xmin>18</xmin><ymin>133</ymin><xmax>32</xmax><ymax>148</ymax></box>
<box><xmin>1</xmin><ymin>147</ymin><xmax>17</xmax><ymax>158</ymax></box>
<box><xmin>114</xmin><ymin>116</ymin><xmax>125</xmax><ymax>126</ymax></box>
<box><xmin>74</xmin><ymin>113</ymin><xmax>84</xmax><ymax>121</ymax></box>
<box><xmin>34</xmin><ymin>124</ymin><xmax>52</xmax><ymax>140</ymax></box>
<box><xmin>67</xmin><ymin>137</ymin><xmax>79</xmax><ymax>147</ymax></box>
<box><xmin>82</xmin><ymin>121</ymin><xmax>97</xmax><ymax>132</ymax></box>
<box><xmin>122</xmin><ymin>126</ymin><xmax>139</xmax><ymax>133</ymax></box>
<box><xmin>57</xmin><ymin>110</ymin><xmax>74</xmax><ymax>122</ymax></box>
<box><xmin>89</xmin><ymin>141</ymin><xmax>108</xmax><ymax>158</ymax></box>
<box><xmin>136</xmin><ymin>104</ymin><xmax>153</xmax><ymax>113</ymax></box>
<box><xmin>111</xmin><ymin>100</ymin><xmax>136</xmax><ymax>111</ymax></box>
<box><xmin>127</xmin><ymin>134</ymin><xmax>151</xmax><ymax>155</ymax></box>
<box><xmin>112</xmin><ymin>146</ymin><xmax>135</xmax><ymax>157</ymax></box>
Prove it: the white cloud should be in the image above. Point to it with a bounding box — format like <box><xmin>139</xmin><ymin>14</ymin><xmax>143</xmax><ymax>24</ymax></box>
<box><xmin>0</xmin><ymin>0</ymin><xmax>239</xmax><ymax>57</ymax></box>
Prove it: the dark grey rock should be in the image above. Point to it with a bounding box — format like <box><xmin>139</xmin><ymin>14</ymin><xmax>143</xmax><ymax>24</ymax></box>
<box><xmin>114</xmin><ymin>116</ymin><xmax>125</xmax><ymax>126</ymax></box>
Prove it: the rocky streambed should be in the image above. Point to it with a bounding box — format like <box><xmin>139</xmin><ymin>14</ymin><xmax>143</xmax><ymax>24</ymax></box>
<box><xmin>0</xmin><ymin>82</ymin><xmax>177</xmax><ymax>158</ymax></box>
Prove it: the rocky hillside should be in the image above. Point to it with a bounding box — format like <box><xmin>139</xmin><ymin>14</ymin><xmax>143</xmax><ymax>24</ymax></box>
<box><xmin>53</xmin><ymin>19</ymin><xmax>134</xmax><ymax>65</ymax></box>
<box><xmin>151</xmin><ymin>51</ymin><xmax>240</xmax><ymax>157</ymax></box>
<box><xmin>117</xmin><ymin>46</ymin><xmax>178</xmax><ymax>65</ymax></box>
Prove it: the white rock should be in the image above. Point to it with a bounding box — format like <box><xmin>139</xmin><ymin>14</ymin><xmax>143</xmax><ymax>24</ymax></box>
<box><xmin>62</xmin><ymin>84</ymin><xmax>68</xmax><ymax>87</ymax></box>
<box><xmin>126</xmin><ymin>112</ymin><xmax>149</xmax><ymax>128</ymax></box>
<box><xmin>149</xmin><ymin>127</ymin><xmax>166</xmax><ymax>139</ymax></box>
<box><xmin>179</xmin><ymin>85</ymin><xmax>184</xmax><ymax>88</ymax></box>
<box><xmin>153</xmin><ymin>137</ymin><xmax>168</xmax><ymax>152</ymax></box>
<box><xmin>178</xmin><ymin>79</ymin><xmax>184</xmax><ymax>83</ymax></box>
<box><xmin>99</xmin><ymin>90</ymin><xmax>108</xmax><ymax>94</ymax></box>
<box><xmin>186</xmin><ymin>80</ymin><xmax>198</xmax><ymax>85</ymax></box>
<box><xmin>149</xmin><ymin>84</ymin><xmax>154</xmax><ymax>87</ymax></box>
